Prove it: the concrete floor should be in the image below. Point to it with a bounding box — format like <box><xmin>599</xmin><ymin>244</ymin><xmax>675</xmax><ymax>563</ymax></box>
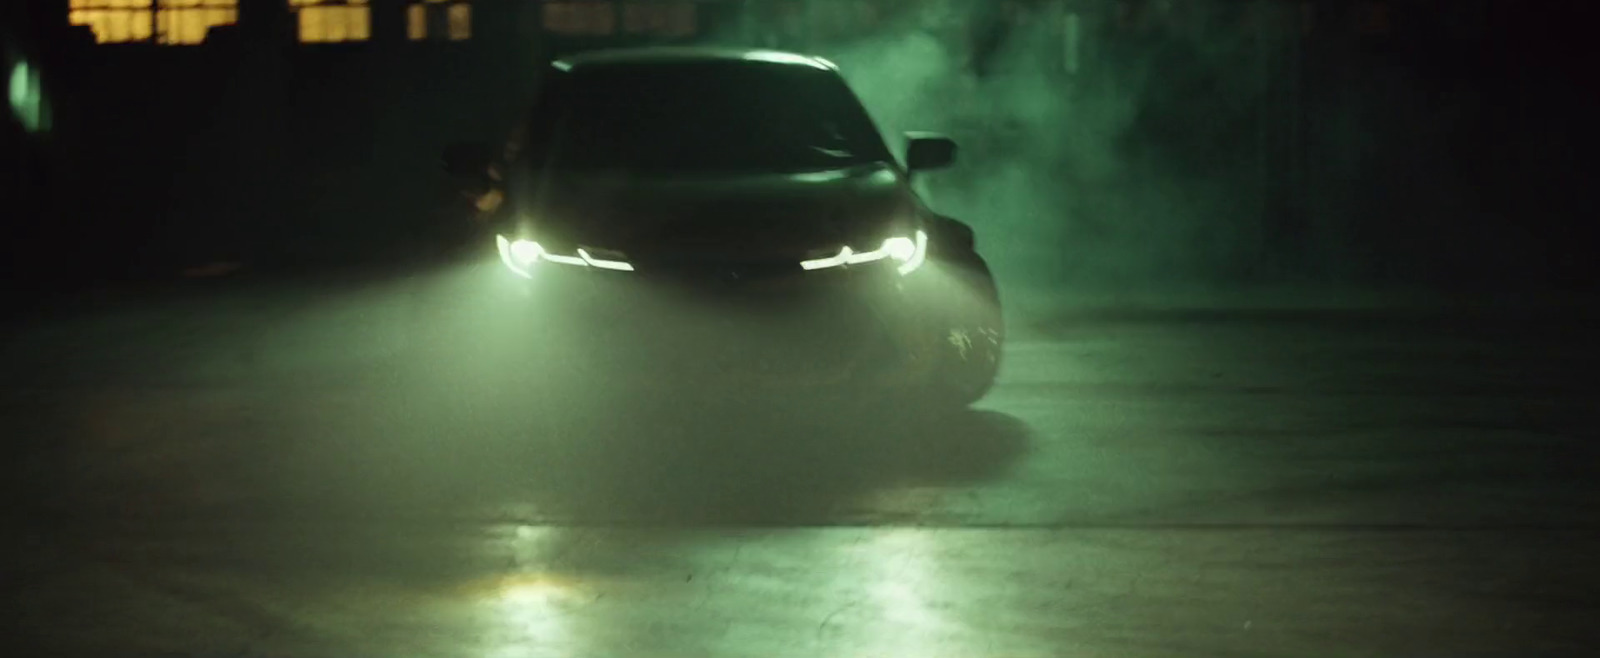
<box><xmin>2</xmin><ymin>263</ymin><xmax>1597</xmax><ymax>657</ymax></box>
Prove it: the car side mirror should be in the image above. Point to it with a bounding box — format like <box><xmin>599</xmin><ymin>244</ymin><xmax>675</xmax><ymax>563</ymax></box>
<box><xmin>441</xmin><ymin>141</ymin><xmax>495</xmax><ymax>178</ymax></box>
<box><xmin>905</xmin><ymin>132</ymin><xmax>957</xmax><ymax>172</ymax></box>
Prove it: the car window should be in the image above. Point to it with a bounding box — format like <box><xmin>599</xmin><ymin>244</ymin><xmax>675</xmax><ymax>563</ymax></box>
<box><xmin>520</xmin><ymin>62</ymin><xmax>895</xmax><ymax>175</ymax></box>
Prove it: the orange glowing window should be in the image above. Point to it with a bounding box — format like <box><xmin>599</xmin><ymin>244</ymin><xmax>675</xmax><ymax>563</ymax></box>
<box><xmin>289</xmin><ymin>0</ymin><xmax>371</xmax><ymax>43</ymax></box>
<box><xmin>158</xmin><ymin>0</ymin><xmax>239</xmax><ymax>44</ymax></box>
<box><xmin>408</xmin><ymin>0</ymin><xmax>472</xmax><ymax>41</ymax></box>
<box><xmin>543</xmin><ymin>1</ymin><xmax>618</xmax><ymax>36</ymax></box>
<box><xmin>69</xmin><ymin>0</ymin><xmax>238</xmax><ymax>45</ymax></box>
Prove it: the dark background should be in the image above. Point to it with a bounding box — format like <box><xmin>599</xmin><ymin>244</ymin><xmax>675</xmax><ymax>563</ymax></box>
<box><xmin>2</xmin><ymin>6</ymin><xmax>1598</xmax><ymax>654</ymax></box>
<box><xmin>3</xmin><ymin>0</ymin><xmax>1595</xmax><ymax>302</ymax></box>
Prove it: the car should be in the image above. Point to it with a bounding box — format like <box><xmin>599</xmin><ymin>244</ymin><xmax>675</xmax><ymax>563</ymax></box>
<box><xmin>442</xmin><ymin>47</ymin><xmax>1003</xmax><ymax>408</ymax></box>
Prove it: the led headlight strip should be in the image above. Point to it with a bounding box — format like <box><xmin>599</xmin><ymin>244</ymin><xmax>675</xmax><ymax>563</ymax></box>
<box><xmin>496</xmin><ymin>234</ymin><xmax>635</xmax><ymax>278</ymax></box>
<box><xmin>800</xmin><ymin>230</ymin><xmax>927</xmax><ymax>275</ymax></box>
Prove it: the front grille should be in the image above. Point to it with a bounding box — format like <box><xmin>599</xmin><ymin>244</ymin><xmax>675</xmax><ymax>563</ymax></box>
<box><xmin>638</xmin><ymin>259</ymin><xmax>803</xmax><ymax>286</ymax></box>
<box><xmin>577</xmin><ymin>289</ymin><xmax>894</xmax><ymax>382</ymax></box>
<box><xmin>543</xmin><ymin>250</ymin><xmax>907</xmax><ymax>386</ymax></box>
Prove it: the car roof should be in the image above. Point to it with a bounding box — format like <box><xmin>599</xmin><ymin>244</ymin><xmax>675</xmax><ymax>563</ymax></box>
<box><xmin>551</xmin><ymin>47</ymin><xmax>839</xmax><ymax>73</ymax></box>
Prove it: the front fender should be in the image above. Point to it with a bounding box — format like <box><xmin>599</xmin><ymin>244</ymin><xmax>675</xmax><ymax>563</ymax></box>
<box><xmin>933</xmin><ymin>214</ymin><xmax>1002</xmax><ymax>315</ymax></box>
<box><xmin>924</xmin><ymin>214</ymin><xmax>985</xmax><ymax>268</ymax></box>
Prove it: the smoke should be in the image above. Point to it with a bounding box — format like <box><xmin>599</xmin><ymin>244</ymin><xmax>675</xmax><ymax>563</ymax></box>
<box><xmin>697</xmin><ymin>0</ymin><xmax>1600</xmax><ymax>297</ymax></box>
<box><xmin>705</xmin><ymin>0</ymin><xmax>1339</xmax><ymax>301</ymax></box>
<box><xmin>819</xmin><ymin>8</ymin><xmax>1139</xmax><ymax>290</ymax></box>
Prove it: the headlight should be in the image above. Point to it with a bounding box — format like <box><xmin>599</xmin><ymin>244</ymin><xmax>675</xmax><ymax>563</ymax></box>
<box><xmin>496</xmin><ymin>234</ymin><xmax>635</xmax><ymax>278</ymax></box>
<box><xmin>800</xmin><ymin>230</ymin><xmax>928</xmax><ymax>275</ymax></box>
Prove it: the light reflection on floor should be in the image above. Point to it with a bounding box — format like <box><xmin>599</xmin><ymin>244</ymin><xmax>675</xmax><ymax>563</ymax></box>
<box><xmin>5</xmin><ymin>269</ymin><xmax>1598</xmax><ymax>657</ymax></box>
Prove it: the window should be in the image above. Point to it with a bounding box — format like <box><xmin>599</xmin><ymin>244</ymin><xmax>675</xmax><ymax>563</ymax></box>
<box><xmin>408</xmin><ymin>0</ymin><xmax>472</xmax><ymax>41</ymax></box>
<box><xmin>158</xmin><ymin>0</ymin><xmax>239</xmax><ymax>44</ymax></box>
<box><xmin>620</xmin><ymin>2</ymin><xmax>696</xmax><ymax>37</ymax></box>
<box><xmin>289</xmin><ymin>0</ymin><xmax>371</xmax><ymax>43</ymax></box>
<box><xmin>543</xmin><ymin>1</ymin><xmax>617</xmax><ymax>36</ymax></box>
<box><xmin>69</xmin><ymin>0</ymin><xmax>238</xmax><ymax>45</ymax></box>
<box><xmin>520</xmin><ymin>63</ymin><xmax>894</xmax><ymax>175</ymax></box>
<box><xmin>69</xmin><ymin>0</ymin><xmax>154</xmax><ymax>44</ymax></box>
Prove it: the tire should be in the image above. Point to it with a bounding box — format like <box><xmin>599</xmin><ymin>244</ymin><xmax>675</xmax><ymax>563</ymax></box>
<box><xmin>927</xmin><ymin>256</ymin><xmax>1005</xmax><ymax>408</ymax></box>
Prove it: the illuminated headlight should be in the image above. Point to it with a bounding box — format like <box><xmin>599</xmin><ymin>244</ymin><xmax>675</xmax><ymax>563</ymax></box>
<box><xmin>800</xmin><ymin>230</ymin><xmax>928</xmax><ymax>275</ymax></box>
<box><xmin>496</xmin><ymin>234</ymin><xmax>635</xmax><ymax>278</ymax></box>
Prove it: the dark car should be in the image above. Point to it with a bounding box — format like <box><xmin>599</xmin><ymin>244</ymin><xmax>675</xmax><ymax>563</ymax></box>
<box><xmin>443</xmin><ymin>47</ymin><xmax>1003</xmax><ymax>407</ymax></box>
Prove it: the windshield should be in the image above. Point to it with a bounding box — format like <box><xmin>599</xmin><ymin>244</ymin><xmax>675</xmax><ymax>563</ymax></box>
<box><xmin>520</xmin><ymin>61</ymin><xmax>894</xmax><ymax>174</ymax></box>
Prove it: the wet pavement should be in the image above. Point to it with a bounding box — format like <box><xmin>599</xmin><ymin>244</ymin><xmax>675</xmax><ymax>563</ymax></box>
<box><xmin>2</xmin><ymin>263</ymin><xmax>1597</xmax><ymax>657</ymax></box>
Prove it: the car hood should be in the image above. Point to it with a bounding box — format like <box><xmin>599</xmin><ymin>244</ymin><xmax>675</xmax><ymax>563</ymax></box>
<box><xmin>510</xmin><ymin>163</ymin><xmax>915</xmax><ymax>261</ymax></box>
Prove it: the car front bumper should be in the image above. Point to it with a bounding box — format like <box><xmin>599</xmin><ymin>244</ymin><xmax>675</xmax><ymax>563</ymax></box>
<box><xmin>483</xmin><ymin>255</ymin><xmax>953</xmax><ymax>393</ymax></box>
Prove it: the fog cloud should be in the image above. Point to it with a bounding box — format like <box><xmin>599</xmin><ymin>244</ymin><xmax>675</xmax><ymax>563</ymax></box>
<box><xmin>707</xmin><ymin>0</ymin><xmax>1321</xmax><ymax>302</ymax></box>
